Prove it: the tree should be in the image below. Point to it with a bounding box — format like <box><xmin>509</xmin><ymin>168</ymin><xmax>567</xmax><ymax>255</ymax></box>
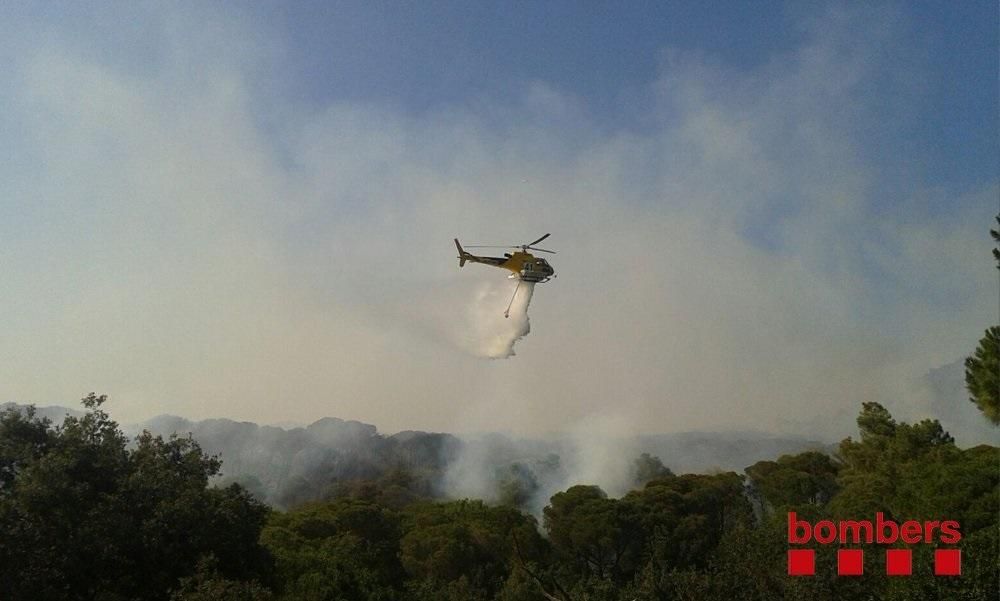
<box><xmin>627</xmin><ymin>472</ymin><xmax>753</xmax><ymax>572</ymax></box>
<box><xmin>261</xmin><ymin>498</ymin><xmax>406</xmax><ymax>600</ymax></box>
<box><xmin>834</xmin><ymin>403</ymin><xmax>947</xmax><ymax>517</ymax></box>
<box><xmin>544</xmin><ymin>485</ymin><xmax>644</xmax><ymax>585</ymax></box>
<box><xmin>962</xmin><ymin>216</ymin><xmax>1000</xmax><ymax>426</ymax></box>
<box><xmin>400</xmin><ymin>500</ymin><xmax>547</xmax><ymax>600</ymax></box>
<box><xmin>496</xmin><ymin>463</ymin><xmax>540</xmax><ymax>509</ymax></box>
<box><xmin>630</xmin><ymin>453</ymin><xmax>674</xmax><ymax>488</ymax></box>
<box><xmin>0</xmin><ymin>405</ymin><xmax>52</xmax><ymax>493</ymax></box>
<box><xmin>171</xmin><ymin>556</ymin><xmax>274</xmax><ymax>601</ymax></box>
<box><xmin>965</xmin><ymin>326</ymin><xmax>999</xmax><ymax>425</ymax></box>
<box><xmin>745</xmin><ymin>451</ymin><xmax>840</xmax><ymax>510</ymax></box>
<box><xmin>0</xmin><ymin>394</ymin><xmax>273</xmax><ymax>600</ymax></box>
<box><xmin>991</xmin><ymin>214</ymin><xmax>1000</xmax><ymax>268</ymax></box>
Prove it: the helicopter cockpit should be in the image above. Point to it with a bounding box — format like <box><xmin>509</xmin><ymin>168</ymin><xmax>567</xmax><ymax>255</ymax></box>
<box><xmin>520</xmin><ymin>257</ymin><xmax>554</xmax><ymax>283</ymax></box>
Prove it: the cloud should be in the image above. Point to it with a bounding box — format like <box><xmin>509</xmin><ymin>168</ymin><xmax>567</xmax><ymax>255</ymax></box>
<box><xmin>0</xmin><ymin>4</ymin><xmax>994</xmax><ymax>442</ymax></box>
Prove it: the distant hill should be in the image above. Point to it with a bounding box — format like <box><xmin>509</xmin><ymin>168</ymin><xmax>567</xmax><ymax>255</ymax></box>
<box><xmin>0</xmin><ymin>402</ymin><xmax>83</xmax><ymax>423</ymax></box>
<box><xmin>2</xmin><ymin>401</ymin><xmax>836</xmax><ymax>510</ymax></box>
<box><xmin>124</xmin><ymin>413</ymin><xmax>462</xmax><ymax>508</ymax></box>
<box><xmin>635</xmin><ymin>431</ymin><xmax>834</xmax><ymax>475</ymax></box>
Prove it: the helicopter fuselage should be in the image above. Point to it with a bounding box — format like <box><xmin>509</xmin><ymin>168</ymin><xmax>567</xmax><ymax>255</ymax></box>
<box><xmin>455</xmin><ymin>240</ymin><xmax>555</xmax><ymax>282</ymax></box>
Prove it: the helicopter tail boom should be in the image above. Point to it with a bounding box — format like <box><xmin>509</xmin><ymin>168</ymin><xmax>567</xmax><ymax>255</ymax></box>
<box><xmin>454</xmin><ymin>238</ymin><xmax>468</xmax><ymax>267</ymax></box>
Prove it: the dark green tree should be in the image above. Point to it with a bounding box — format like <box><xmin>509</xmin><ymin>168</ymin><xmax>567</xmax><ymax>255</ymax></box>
<box><xmin>746</xmin><ymin>451</ymin><xmax>840</xmax><ymax>511</ymax></box>
<box><xmin>832</xmin><ymin>402</ymin><xmax>957</xmax><ymax>517</ymax></box>
<box><xmin>171</xmin><ymin>556</ymin><xmax>274</xmax><ymax>601</ymax></box>
<box><xmin>630</xmin><ymin>452</ymin><xmax>674</xmax><ymax>488</ymax></box>
<box><xmin>962</xmin><ymin>216</ymin><xmax>1000</xmax><ymax>426</ymax></box>
<box><xmin>400</xmin><ymin>500</ymin><xmax>547</xmax><ymax>601</ymax></box>
<box><xmin>543</xmin><ymin>485</ymin><xmax>643</xmax><ymax>585</ymax></box>
<box><xmin>0</xmin><ymin>405</ymin><xmax>52</xmax><ymax>493</ymax></box>
<box><xmin>991</xmin><ymin>214</ymin><xmax>1000</xmax><ymax>267</ymax></box>
<box><xmin>627</xmin><ymin>472</ymin><xmax>753</xmax><ymax>571</ymax></box>
<box><xmin>0</xmin><ymin>394</ymin><xmax>273</xmax><ymax>600</ymax></box>
<box><xmin>262</xmin><ymin>498</ymin><xmax>406</xmax><ymax>600</ymax></box>
<box><xmin>965</xmin><ymin>326</ymin><xmax>1000</xmax><ymax>425</ymax></box>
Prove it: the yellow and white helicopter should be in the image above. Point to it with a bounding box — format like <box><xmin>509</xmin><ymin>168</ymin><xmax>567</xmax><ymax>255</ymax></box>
<box><xmin>454</xmin><ymin>234</ymin><xmax>556</xmax><ymax>317</ymax></box>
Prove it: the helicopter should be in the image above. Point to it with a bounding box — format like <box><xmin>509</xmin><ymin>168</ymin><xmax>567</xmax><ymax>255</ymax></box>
<box><xmin>454</xmin><ymin>234</ymin><xmax>556</xmax><ymax>317</ymax></box>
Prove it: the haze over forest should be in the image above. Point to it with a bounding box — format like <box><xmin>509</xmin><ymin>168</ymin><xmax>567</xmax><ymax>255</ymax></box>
<box><xmin>3</xmin><ymin>399</ymin><xmax>835</xmax><ymax>512</ymax></box>
<box><xmin>3</xmin><ymin>360</ymin><xmax>991</xmax><ymax>516</ymax></box>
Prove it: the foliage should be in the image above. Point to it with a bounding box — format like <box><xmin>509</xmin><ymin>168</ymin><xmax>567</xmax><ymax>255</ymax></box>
<box><xmin>496</xmin><ymin>462</ymin><xmax>540</xmax><ymax>509</ymax></box>
<box><xmin>544</xmin><ymin>485</ymin><xmax>643</xmax><ymax>584</ymax></box>
<box><xmin>262</xmin><ymin>497</ymin><xmax>406</xmax><ymax>600</ymax></box>
<box><xmin>0</xmin><ymin>394</ymin><xmax>272</xmax><ymax>600</ymax></box>
<box><xmin>965</xmin><ymin>326</ymin><xmax>1000</xmax><ymax>425</ymax></box>
<box><xmin>631</xmin><ymin>452</ymin><xmax>674</xmax><ymax>487</ymax></box>
<box><xmin>170</xmin><ymin>556</ymin><xmax>273</xmax><ymax>601</ymax></box>
<box><xmin>746</xmin><ymin>450</ymin><xmax>840</xmax><ymax>510</ymax></box>
<box><xmin>830</xmin><ymin>401</ymin><xmax>989</xmax><ymax>521</ymax></box>
<box><xmin>3</xmin><ymin>395</ymin><xmax>997</xmax><ymax>600</ymax></box>
<box><xmin>962</xmin><ymin>216</ymin><xmax>999</xmax><ymax>426</ymax></box>
<box><xmin>991</xmin><ymin>214</ymin><xmax>1000</xmax><ymax>268</ymax></box>
<box><xmin>401</xmin><ymin>499</ymin><xmax>547</xmax><ymax>600</ymax></box>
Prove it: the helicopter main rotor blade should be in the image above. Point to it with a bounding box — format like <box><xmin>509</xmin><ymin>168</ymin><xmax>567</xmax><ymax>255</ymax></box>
<box><xmin>463</xmin><ymin>235</ymin><xmax>555</xmax><ymax>252</ymax></box>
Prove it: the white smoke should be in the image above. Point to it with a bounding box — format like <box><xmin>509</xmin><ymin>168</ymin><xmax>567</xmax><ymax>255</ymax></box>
<box><xmin>462</xmin><ymin>280</ymin><xmax>535</xmax><ymax>359</ymax></box>
<box><xmin>440</xmin><ymin>419</ymin><xmax>646</xmax><ymax>518</ymax></box>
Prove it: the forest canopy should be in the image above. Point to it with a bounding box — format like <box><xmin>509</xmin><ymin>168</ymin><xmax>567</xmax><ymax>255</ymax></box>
<box><xmin>0</xmin><ymin>395</ymin><xmax>996</xmax><ymax>600</ymax></box>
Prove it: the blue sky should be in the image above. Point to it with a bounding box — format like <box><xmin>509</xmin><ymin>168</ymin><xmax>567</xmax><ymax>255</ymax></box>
<box><xmin>264</xmin><ymin>1</ymin><xmax>996</xmax><ymax>186</ymax></box>
<box><xmin>16</xmin><ymin>1</ymin><xmax>993</xmax><ymax>185</ymax></box>
<box><xmin>0</xmin><ymin>2</ymin><xmax>996</xmax><ymax>441</ymax></box>
<box><xmin>266</xmin><ymin>2</ymin><xmax>804</xmax><ymax>109</ymax></box>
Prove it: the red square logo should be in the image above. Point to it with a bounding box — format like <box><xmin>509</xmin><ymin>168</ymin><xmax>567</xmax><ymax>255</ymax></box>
<box><xmin>935</xmin><ymin>549</ymin><xmax>961</xmax><ymax>576</ymax></box>
<box><xmin>837</xmin><ymin>549</ymin><xmax>863</xmax><ymax>576</ymax></box>
<box><xmin>886</xmin><ymin>549</ymin><xmax>912</xmax><ymax>576</ymax></box>
<box><xmin>788</xmin><ymin>549</ymin><xmax>815</xmax><ymax>576</ymax></box>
